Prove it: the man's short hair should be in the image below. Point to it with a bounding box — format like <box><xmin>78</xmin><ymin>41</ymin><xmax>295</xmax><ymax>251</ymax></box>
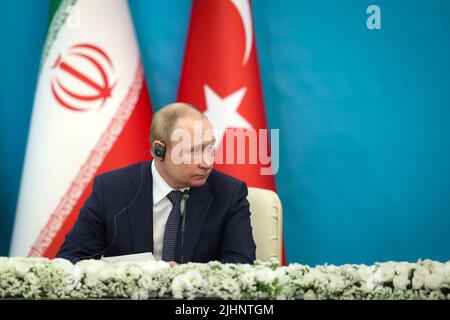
<box><xmin>149</xmin><ymin>102</ymin><xmax>205</xmax><ymax>154</ymax></box>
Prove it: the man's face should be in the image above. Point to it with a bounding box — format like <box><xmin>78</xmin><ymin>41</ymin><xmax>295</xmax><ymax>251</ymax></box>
<box><xmin>162</xmin><ymin>116</ymin><xmax>215</xmax><ymax>188</ymax></box>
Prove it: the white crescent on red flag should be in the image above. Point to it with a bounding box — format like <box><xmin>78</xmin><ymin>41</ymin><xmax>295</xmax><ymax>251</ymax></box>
<box><xmin>10</xmin><ymin>0</ymin><xmax>153</xmax><ymax>258</ymax></box>
<box><xmin>178</xmin><ymin>0</ymin><xmax>286</xmax><ymax>263</ymax></box>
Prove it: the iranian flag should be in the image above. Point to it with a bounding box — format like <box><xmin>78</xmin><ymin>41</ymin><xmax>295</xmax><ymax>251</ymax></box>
<box><xmin>10</xmin><ymin>0</ymin><xmax>153</xmax><ymax>258</ymax></box>
<box><xmin>178</xmin><ymin>0</ymin><xmax>286</xmax><ymax>264</ymax></box>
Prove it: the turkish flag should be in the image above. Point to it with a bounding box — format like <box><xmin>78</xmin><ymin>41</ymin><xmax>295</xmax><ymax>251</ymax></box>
<box><xmin>178</xmin><ymin>0</ymin><xmax>287</xmax><ymax>264</ymax></box>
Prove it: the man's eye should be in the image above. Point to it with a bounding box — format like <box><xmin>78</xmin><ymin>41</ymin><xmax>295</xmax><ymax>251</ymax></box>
<box><xmin>192</xmin><ymin>146</ymin><xmax>202</xmax><ymax>154</ymax></box>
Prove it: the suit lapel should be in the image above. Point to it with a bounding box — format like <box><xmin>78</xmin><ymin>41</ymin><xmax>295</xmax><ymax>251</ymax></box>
<box><xmin>127</xmin><ymin>161</ymin><xmax>153</xmax><ymax>254</ymax></box>
<box><xmin>183</xmin><ymin>182</ymin><xmax>214</xmax><ymax>262</ymax></box>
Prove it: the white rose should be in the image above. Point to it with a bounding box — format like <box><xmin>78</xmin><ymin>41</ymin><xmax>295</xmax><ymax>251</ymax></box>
<box><xmin>171</xmin><ymin>276</ymin><xmax>186</xmax><ymax>297</ymax></box>
<box><xmin>240</xmin><ymin>272</ymin><xmax>256</xmax><ymax>286</ymax></box>
<box><xmin>362</xmin><ymin>276</ymin><xmax>376</xmax><ymax>291</ymax></box>
<box><xmin>255</xmin><ymin>268</ymin><xmax>276</xmax><ymax>284</ymax></box>
<box><xmin>13</xmin><ymin>261</ymin><xmax>31</xmax><ymax>276</ymax></box>
<box><xmin>70</xmin><ymin>265</ymin><xmax>82</xmax><ymax>283</ymax></box>
<box><xmin>113</xmin><ymin>263</ymin><xmax>130</xmax><ymax>279</ymax></box>
<box><xmin>125</xmin><ymin>265</ymin><xmax>142</xmax><ymax>280</ymax></box>
<box><xmin>51</xmin><ymin>258</ymin><xmax>73</xmax><ymax>271</ymax></box>
<box><xmin>382</xmin><ymin>261</ymin><xmax>398</xmax><ymax>268</ymax></box>
<box><xmin>444</xmin><ymin>261</ymin><xmax>450</xmax><ymax>273</ymax></box>
<box><xmin>138</xmin><ymin>275</ymin><xmax>154</xmax><ymax>289</ymax></box>
<box><xmin>424</xmin><ymin>273</ymin><xmax>442</xmax><ymax>290</ymax></box>
<box><xmin>309</xmin><ymin>269</ymin><xmax>327</xmax><ymax>283</ymax></box>
<box><xmin>302</xmin><ymin>272</ymin><xmax>316</xmax><ymax>285</ymax></box>
<box><xmin>97</xmin><ymin>265</ymin><xmax>115</xmax><ymax>281</ymax></box>
<box><xmin>139</xmin><ymin>261</ymin><xmax>169</xmax><ymax>274</ymax></box>
<box><xmin>84</xmin><ymin>274</ymin><xmax>100</xmax><ymax>287</ymax></box>
<box><xmin>77</xmin><ymin>259</ymin><xmax>105</xmax><ymax>275</ymax></box>
<box><xmin>303</xmin><ymin>289</ymin><xmax>317</xmax><ymax>300</ymax></box>
<box><xmin>184</xmin><ymin>270</ymin><xmax>203</xmax><ymax>287</ymax></box>
<box><xmin>393</xmin><ymin>275</ymin><xmax>409</xmax><ymax>290</ymax></box>
<box><xmin>414</xmin><ymin>265</ymin><xmax>430</xmax><ymax>277</ymax></box>
<box><xmin>131</xmin><ymin>288</ymin><xmax>149</xmax><ymax>300</ymax></box>
<box><xmin>221</xmin><ymin>278</ymin><xmax>239</xmax><ymax>291</ymax></box>
<box><xmin>171</xmin><ymin>272</ymin><xmax>203</xmax><ymax>298</ymax></box>
<box><xmin>328</xmin><ymin>274</ymin><xmax>345</xmax><ymax>290</ymax></box>
<box><xmin>0</xmin><ymin>258</ymin><xmax>7</xmax><ymax>273</ymax></box>
<box><xmin>355</xmin><ymin>266</ymin><xmax>374</xmax><ymax>282</ymax></box>
<box><xmin>374</xmin><ymin>266</ymin><xmax>395</xmax><ymax>283</ymax></box>
<box><xmin>412</xmin><ymin>273</ymin><xmax>425</xmax><ymax>289</ymax></box>
<box><xmin>274</xmin><ymin>268</ymin><xmax>289</xmax><ymax>285</ymax></box>
<box><xmin>427</xmin><ymin>290</ymin><xmax>445</xmax><ymax>300</ymax></box>
<box><xmin>24</xmin><ymin>272</ymin><xmax>39</xmax><ymax>285</ymax></box>
<box><xmin>421</xmin><ymin>259</ymin><xmax>440</xmax><ymax>270</ymax></box>
<box><xmin>443</xmin><ymin>263</ymin><xmax>450</xmax><ymax>283</ymax></box>
<box><xmin>394</xmin><ymin>262</ymin><xmax>413</xmax><ymax>276</ymax></box>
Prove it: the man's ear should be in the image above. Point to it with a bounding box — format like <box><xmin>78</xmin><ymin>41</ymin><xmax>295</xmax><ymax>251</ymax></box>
<box><xmin>152</xmin><ymin>140</ymin><xmax>166</xmax><ymax>160</ymax></box>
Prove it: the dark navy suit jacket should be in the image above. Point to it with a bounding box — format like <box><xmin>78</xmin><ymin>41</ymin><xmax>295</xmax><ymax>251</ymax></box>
<box><xmin>57</xmin><ymin>161</ymin><xmax>256</xmax><ymax>264</ymax></box>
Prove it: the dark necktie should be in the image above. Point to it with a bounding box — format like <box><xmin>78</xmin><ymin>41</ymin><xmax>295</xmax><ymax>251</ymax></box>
<box><xmin>162</xmin><ymin>190</ymin><xmax>183</xmax><ymax>262</ymax></box>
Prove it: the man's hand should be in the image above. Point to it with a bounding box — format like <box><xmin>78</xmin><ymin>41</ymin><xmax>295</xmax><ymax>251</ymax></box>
<box><xmin>169</xmin><ymin>261</ymin><xmax>179</xmax><ymax>268</ymax></box>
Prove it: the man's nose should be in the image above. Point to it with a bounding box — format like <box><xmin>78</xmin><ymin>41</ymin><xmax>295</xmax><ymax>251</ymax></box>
<box><xmin>199</xmin><ymin>159</ymin><xmax>213</xmax><ymax>170</ymax></box>
<box><xmin>199</xmin><ymin>152</ymin><xmax>214</xmax><ymax>169</ymax></box>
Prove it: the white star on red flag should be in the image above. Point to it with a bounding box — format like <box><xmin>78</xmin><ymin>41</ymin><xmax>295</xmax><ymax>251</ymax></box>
<box><xmin>203</xmin><ymin>85</ymin><xmax>252</xmax><ymax>144</ymax></box>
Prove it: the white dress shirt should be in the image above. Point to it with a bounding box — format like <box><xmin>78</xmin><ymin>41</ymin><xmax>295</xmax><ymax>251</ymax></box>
<box><xmin>151</xmin><ymin>161</ymin><xmax>189</xmax><ymax>261</ymax></box>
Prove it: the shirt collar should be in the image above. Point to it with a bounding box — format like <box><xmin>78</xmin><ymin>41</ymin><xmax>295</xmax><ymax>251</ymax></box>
<box><xmin>151</xmin><ymin>160</ymin><xmax>189</xmax><ymax>205</ymax></box>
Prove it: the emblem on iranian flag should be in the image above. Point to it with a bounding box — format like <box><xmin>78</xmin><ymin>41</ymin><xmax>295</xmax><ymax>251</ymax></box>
<box><xmin>51</xmin><ymin>43</ymin><xmax>116</xmax><ymax>112</ymax></box>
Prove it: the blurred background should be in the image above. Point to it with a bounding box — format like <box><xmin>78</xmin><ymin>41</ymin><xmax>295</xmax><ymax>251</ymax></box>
<box><xmin>0</xmin><ymin>0</ymin><xmax>449</xmax><ymax>265</ymax></box>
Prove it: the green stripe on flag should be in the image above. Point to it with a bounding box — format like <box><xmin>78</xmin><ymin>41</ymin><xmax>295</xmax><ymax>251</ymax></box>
<box><xmin>47</xmin><ymin>0</ymin><xmax>64</xmax><ymax>28</ymax></box>
<box><xmin>39</xmin><ymin>0</ymin><xmax>78</xmax><ymax>70</ymax></box>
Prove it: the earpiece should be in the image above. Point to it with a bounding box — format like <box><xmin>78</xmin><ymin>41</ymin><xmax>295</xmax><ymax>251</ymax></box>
<box><xmin>153</xmin><ymin>141</ymin><xmax>166</xmax><ymax>160</ymax></box>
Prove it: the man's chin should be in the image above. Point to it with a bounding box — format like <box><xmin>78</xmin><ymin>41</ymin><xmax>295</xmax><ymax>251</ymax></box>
<box><xmin>189</xmin><ymin>175</ymin><xmax>209</xmax><ymax>186</ymax></box>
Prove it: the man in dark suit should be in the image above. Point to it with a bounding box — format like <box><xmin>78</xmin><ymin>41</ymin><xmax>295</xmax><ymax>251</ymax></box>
<box><xmin>57</xmin><ymin>103</ymin><xmax>256</xmax><ymax>264</ymax></box>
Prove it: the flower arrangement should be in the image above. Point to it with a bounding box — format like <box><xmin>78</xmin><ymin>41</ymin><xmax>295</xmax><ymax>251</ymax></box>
<box><xmin>0</xmin><ymin>257</ymin><xmax>449</xmax><ymax>300</ymax></box>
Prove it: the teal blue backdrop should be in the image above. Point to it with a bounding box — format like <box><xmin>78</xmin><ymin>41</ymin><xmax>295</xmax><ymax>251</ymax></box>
<box><xmin>0</xmin><ymin>0</ymin><xmax>449</xmax><ymax>265</ymax></box>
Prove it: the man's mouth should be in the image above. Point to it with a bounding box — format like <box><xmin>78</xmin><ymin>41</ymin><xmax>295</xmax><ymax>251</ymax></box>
<box><xmin>195</xmin><ymin>172</ymin><xmax>210</xmax><ymax>179</ymax></box>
